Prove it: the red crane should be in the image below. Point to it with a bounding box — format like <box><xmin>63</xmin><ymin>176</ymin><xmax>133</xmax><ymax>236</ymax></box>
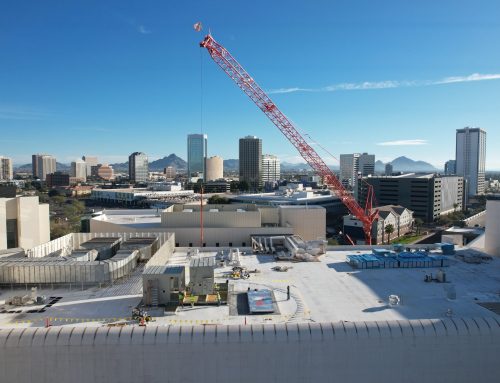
<box><xmin>199</xmin><ymin>33</ymin><xmax>378</xmax><ymax>244</ymax></box>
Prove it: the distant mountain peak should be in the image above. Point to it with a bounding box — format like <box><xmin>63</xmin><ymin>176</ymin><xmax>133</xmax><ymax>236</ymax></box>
<box><xmin>149</xmin><ymin>154</ymin><xmax>186</xmax><ymax>170</ymax></box>
<box><xmin>375</xmin><ymin>156</ymin><xmax>437</xmax><ymax>173</ymax></box>
<box><xmin>110</xmin><ymin>153</ymin><xmax>187</xmax><ymax>172</ymax></box>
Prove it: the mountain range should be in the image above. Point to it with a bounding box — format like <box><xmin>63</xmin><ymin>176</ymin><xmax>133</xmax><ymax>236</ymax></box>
<box><xmin>14</xmin><ymin>162</ymin><xmax>71</xmax><ymax>173</ymax></box>
<box><xmin>14</xmin><ymin>154</ymin><xmax>438</xmax><ymax>175</ymax></box>
<box><xmin>375</xmin><ymin>156</ymin><xmax>438</xmax><ymax>173</ymax></box>
<box><xmin>111</xmin><ymin>154</ymin><xmax>188</xmax><ymax>172</ymax></box>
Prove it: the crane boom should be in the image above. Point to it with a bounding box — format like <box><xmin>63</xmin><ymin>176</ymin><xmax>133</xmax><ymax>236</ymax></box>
<box><xmin>200</xmin><ymin>34</ymin><xmax>377</xmax><ymax>244</ymax></box>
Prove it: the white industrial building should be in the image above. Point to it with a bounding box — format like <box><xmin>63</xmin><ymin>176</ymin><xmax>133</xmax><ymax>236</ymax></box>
<box><xmin>1</xmin><ymin>195</ymin><xmax>499</xmax><ymax>383</ymax></box>
<box><xmin>1</xmin><ymin>238</ymin><xmax>499</xmax><ymax>382</ymax></box>
<box><xmin>91</xmin><ymin>203</ymin><xmax>326</xmax><ymax>246</ymax></box>
<box><xmin>0</xmin><ymin>196</ymin><xmax>49</xmax><ymax>250</ymax></box>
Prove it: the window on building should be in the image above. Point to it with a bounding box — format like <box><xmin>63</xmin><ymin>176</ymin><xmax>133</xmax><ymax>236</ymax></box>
<box><xmin>229</xmin><ymin>242</ymin><xmax>232</xmax><ymax>247</ymax></box>
<box><xmin>242</xmin><ymin>242</ymin><xmax>246</xmax><ymax>247</ymax></box>
<box><xmin>6</xmin><ymin>219</ymin><xmax>17</xmax><ymax>248</ymax></box>
<box><xmin>216</xmin><ymin>243</ymin><xmax>219</xmax><ymax>247</ymax></box>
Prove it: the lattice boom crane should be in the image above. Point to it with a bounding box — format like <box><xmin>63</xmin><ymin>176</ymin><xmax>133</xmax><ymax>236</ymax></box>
<box><xmin>200</xmin><ymin>33</ymin><xmax>378</xmax><ymax>244</ymax></box>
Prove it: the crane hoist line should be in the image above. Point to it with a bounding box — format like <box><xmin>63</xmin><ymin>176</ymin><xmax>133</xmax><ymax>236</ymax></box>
<box><xmin>199</xmin><ymin>32</ymin><xmax>378</xmax><ymax>244</ymax></box>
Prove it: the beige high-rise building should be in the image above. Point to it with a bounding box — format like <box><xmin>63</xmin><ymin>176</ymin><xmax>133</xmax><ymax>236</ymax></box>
<box><xmin>0</xmin><ymin>156</ymin><xmax>13</xmax><ymax>180</ymax></box>
<box><xmin>0</xmin><ymin>196</ymin><xmax>50</xmax><ymax>250</ymax></box>
<box><xmin>32</xmin><ymin>154</ymin><xmax>56</xmax><ymax>181</ymax></box>
<box><xmin>164</xmin><ymin>166</ymin><xmax>176</xmax><ymax>180</ymax></box>
<box><xmin>82</xmin><ymin>156</ymin><xmax>98</xmax><ymax>177</ymax></box>
<box><xmin>71</xmin><ymin>160</ymin><xmax>87</xmax><ymax>182</ymax></box>
<box><xmin>205</xmin><ymin>156</ymin><xmax>223</xmax><ymax>181</ymax></box>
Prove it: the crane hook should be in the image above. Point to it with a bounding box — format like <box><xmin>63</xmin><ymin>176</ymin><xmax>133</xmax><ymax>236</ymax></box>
<box><xmin>193</xmin><ymin>22</ymin><xmax>202</xmax><ymax>32</ymax></box>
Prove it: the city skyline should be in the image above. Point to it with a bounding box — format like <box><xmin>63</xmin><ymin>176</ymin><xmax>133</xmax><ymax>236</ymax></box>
<box><xmin>1</xmin><ymin>1</ymin><xmax>499</xmax><ymax>169</ymax></box>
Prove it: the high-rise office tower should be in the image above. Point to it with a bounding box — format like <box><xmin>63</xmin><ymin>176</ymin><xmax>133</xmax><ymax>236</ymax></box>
<box><xmin>358</xmin><ymin>153</ymin><xmax>375</xmax><ymax>176</ymax></box>
<box><xmin>456</xmin><ymin>127</ymin><xmax>486</xmax><ymax>196</ymax></box>
<box><xmin>239</xmin><ymin>136</ymin><xmax>262</xmax><ymax>190</ymax></box>
<box><xmin>340</xmin><ymin>153</ymin><xmax>360</xmax><ymax>187</ymax></box>
<box><xmin>128</xmin><ymin>152</ymin><xmax>149</xmax><ymax>183</ymax></box>
<box><xmin>0</xmin><ymin>157</ymin><xmax>13</xmax><ymax>180</ymax></box>
<box><xmin>385</xmin><ymin>163</ymin><xmax>393</xmax><ymax>176</ymax></box>
<box><xmin>444</xmin><ymin>160</ymin><xmax>456</xmax><ymax>175</ymax></box>
<box><xmin>82</xmin><ymin>156</ymin><xmax>98</xmax><ymax>177</ymax></box>
<box><xmin>71</xmin><ymin>160</ymin><xmax>87</xmax><ymax>182</ymax></box>
<box><xmin>205</xmin><ymin>156</ymin><xmax>223</xmax><ymax>181</ymax></box>
<box><xmin>340</xmin><ymin>153</ymin><xmax>375</xmax><ymax>187</ymax></box>
<box><xmin>262</xmin><ymin>154</ymin><xmax>280</xmax><ymax>183</ymax></box>
<box><xmin>187</xmin><ymin>134</ymin><xmax>208</xmax><ymax>178</ymax></box>
<box><xmin>32</xmin><ymin>154</ymin><xmax>56</xmax><ymax>181</ymax></box>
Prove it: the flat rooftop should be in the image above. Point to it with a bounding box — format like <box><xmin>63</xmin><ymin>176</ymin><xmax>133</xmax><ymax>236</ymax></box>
<box><xmin>93</xmin><ymin>209</ymin><xmax>161</xmax><ymax>227</ymax></box>
<box><xmin>231</xmin><ymin>192</ymin><xmax>338</xmax><ymax>203</ymax></box>
<box><xmin>1</xmin><ymin>248</ymin><xmax>499</xmax><ymax>328</ymax></box>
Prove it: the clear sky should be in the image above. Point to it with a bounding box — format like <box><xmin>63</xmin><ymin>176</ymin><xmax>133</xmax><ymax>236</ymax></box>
<box><xmin>1</xmin><ymin>0</ymin><xmax>499</xmax><ymax>169</ymax></box>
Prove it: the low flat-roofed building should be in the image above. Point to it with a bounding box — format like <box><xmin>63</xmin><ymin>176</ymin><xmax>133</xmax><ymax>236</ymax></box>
<box><xmin>91</xmin><ymin>188</ymin><xmax>194</xmax><ymax>206</ymax></box>
<box><xmin>231</xmin><ymin>183</ymin><xmax>346</xmax><ymax>225</ymax></box>
<box><xmin>0</xmin><ymin>232</ymin><xmax>174</xmax><ymax>285</ymax></box>
<box><xmin>90</xmin><ymin>203</ymin><xmax>326</xmax><ymax>247</ymax></box>
<box><xmin>1</xmin><ymin>241</ymin><xmax>499</xmax><ymax>383</ymax></box>
<box><xmin>46</xmin><ymin>171</ymin><xmax>70</xmax><ymax>188</ymax></box>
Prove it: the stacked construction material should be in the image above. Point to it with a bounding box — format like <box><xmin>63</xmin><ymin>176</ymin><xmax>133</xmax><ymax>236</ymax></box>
<box><xmin>346</xmin><ymin>250</ymin><xmax>449</xmax><ymax>269</ymax></box>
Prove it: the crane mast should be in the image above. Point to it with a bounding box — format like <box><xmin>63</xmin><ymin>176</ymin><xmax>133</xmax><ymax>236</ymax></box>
<box><xmin>200</xmin><ymin>34</ymin><xmax>377</xmax><ymax>244</ymax></box>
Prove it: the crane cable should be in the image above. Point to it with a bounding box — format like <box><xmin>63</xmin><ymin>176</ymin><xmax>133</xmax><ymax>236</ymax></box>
<box><xmin>199</xmin><ymin>46</ymin><xmax>205</xmax><ymax>247</ymax></box>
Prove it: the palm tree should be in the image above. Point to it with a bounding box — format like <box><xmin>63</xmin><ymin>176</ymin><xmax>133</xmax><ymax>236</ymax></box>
<box><xmin>414</xmin><ymin>218</ymin><xmax>424</xmax><ymax>234</ymax></box>
<box><xmin>385</xmin><ymin>224</ymin><xmax>395</xmax><ymax>244</ymax></box>
<box><xmin>453</xmin><ymin>203</ymin><xmax>458</xmax><ymax>213</ymax></box>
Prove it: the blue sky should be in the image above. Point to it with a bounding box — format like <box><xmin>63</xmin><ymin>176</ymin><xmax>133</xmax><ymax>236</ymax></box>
<box><xmin>1</xmin><ymin>0</ymin><xmax>499</xmax><ymax>169</ymax></box>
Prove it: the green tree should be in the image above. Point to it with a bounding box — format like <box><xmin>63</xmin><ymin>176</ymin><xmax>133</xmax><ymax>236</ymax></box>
<box><xmin>229</xmin><ymin>181</ymin><xmax>239</xmax><ymax>192</ymax></box>
<box><xmin>384</xmin><ymin>224</ymin><xmax>395</xmax><ymax>244</ymax></box>
<box><xmin>238</xmin><ymin>180</ymin><xmax>249</xmax><ymax>192</ymax></box>
<box><xmin>414</xmin><ymin>218</ymin><xmax>424</xmax><ymax>234</ymax></box>
<box><xmin>208</xmin><ymin>195</ymin><xmax>230</xmax><ymax>204</ymax></box>
<box><xmin>52</xmin><ymin>195</ymin><xmax>66</xmax><ymax>205</ymax></box>
<box><xmin>48</xmin><ymin>189</ymin><xmax>60</xmax><ymax>197</ymax></box>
